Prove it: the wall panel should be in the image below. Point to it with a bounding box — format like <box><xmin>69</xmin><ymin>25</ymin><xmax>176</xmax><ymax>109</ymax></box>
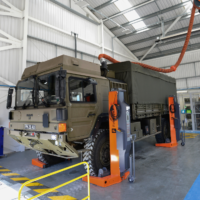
<box><xmin>144</xmin><ymin>49</ymin><xmax>200</xmax><ymax>90</ymax></box>
<box><xmin>27</xmin><ymin>38</ymin><xmax>56</xmax><ymax>62</ymax></box>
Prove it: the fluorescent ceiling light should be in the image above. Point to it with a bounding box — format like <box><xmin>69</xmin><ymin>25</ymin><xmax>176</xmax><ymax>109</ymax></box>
<box><xmin>177</xmin><ymin>90</ymin><xmax>188</xmax><ymax>93</ymax></box>
<box><xmin>114</xmin><ymin>0</ymin><xmax>147</xmax><ymax>30</ymax></box>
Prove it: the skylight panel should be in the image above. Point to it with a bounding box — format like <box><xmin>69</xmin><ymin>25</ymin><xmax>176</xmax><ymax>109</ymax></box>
<box><xmin>114</xmin><ymin>0</ymin><xmax>132</xmax><ymax>11</ymax></box>
<box><xmin>114</xmin><ymin>0</ymin><xmax>147</xmax><ymax>30</ymax></box>
<box><xmin>124</xmin><ymin>10</ymin><xmax>147</xmax><ymax>30</ymax></box>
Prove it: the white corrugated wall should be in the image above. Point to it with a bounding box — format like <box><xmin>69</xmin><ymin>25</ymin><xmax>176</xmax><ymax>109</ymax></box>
<box><xmin>143</xmin><ymin>49</ymin><xmax>200</xmax><ymax>90</ymax></box>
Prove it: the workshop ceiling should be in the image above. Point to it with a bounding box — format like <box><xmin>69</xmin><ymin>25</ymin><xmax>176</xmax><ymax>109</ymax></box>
<box><xmin>85</xmin><ymin>0</ymin><xmax>200</xmax><ymax>60</ymax></box>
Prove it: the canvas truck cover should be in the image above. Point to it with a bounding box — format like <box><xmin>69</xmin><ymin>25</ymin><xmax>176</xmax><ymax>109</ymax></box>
<box><xmin>108</xmin><ymin>62</ymin><xmax>176</xmax><ymax>105</ymax></box>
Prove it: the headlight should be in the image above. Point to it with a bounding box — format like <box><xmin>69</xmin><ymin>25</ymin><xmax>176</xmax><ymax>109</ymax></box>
<box><xmin>51</xmin><ymin>135</ymin><xmax>57</xmax><ymax>140</ymax></box>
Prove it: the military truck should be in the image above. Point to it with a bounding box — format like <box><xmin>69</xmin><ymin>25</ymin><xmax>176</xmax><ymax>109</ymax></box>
<box><xmin>7</xmin><ymin>55</ymin><xmax>176</xmax><ymax>176</ymax></box>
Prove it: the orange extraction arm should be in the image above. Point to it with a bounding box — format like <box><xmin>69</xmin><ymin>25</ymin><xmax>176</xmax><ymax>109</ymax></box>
<box><xmin>98</xmin><ymin>1</ymin><xmax>200</xmax><ymax>73</ymax></box>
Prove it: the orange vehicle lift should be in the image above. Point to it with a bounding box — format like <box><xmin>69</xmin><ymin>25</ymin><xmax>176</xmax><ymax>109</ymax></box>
<box><xmin>32</xmin><ymin>158</ymin><xmax>48</xmax><ymax>168</ymax></box>
<box><xmin>156</xmin><ymin>96</ymin><xmax>179</xmax><ymax>148</ymax></box>
<box><xmin>83</xmin><ymin>89</ymin><xmax>132</xmax><ymax>187</ymax></box>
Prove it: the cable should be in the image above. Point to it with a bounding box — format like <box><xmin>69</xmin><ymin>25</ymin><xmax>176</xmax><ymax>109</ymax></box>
<box><xmin>98</xmin><ymin>2</ymin><xmax>200</xmax><ymax>73</ymax></box>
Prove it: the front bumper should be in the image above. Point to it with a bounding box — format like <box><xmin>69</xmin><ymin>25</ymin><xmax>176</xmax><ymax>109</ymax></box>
<box><xmin>8</xmin><ymin>130</ymin><xmax>79</xmax><ymax>158</ymax></box>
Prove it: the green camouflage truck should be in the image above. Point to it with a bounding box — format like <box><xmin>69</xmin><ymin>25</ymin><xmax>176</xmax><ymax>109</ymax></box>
<box><xmin>7</xmin><ymin>55</ymin><xmax>176</xmax><ymax>176</ymax></box>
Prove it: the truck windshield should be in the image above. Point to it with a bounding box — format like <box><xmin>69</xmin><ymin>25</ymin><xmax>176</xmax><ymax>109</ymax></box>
<box><xmin>38</xmin><ymin>72</ymin><xmax>57</xmax><ymax>106</ymax></box>
<box><xmin>16</xmin><ymin>70</ymin><xmax>65</xmax><ymax>108</ymax></box>
<box><xmin>16</xmin><ymin>78</ymin><xmax>35</xmax><ymax>108</ymax></box>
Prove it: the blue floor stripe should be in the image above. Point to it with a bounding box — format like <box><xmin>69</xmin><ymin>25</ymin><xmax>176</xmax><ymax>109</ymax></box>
<box><xmin>181</xmin><ymin>130</ymin><xmax>200</xmax><ymax>134</ymax></box>
<box><xmin>184</xmin><ymin>174</ymin><xmax>200</xmax><ymax>200</ymax></box>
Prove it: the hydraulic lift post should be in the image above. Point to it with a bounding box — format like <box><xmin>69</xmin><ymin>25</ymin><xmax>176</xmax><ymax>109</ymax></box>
<box><xmin>156</xmin><ymin>96</ymin><xmax>180</xmax><ymax>148</ymax></box>
<box><xmin>83</xmin><ymin>89</ymin><xmax>133</xmax><ymax>187</ymax></box>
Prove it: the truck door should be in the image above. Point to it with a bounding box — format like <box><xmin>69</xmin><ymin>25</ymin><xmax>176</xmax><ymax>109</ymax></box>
<box><xmin>67</xmin><ymin>75</ymin><xmax>98</xmax><ymax>141</ymax></box>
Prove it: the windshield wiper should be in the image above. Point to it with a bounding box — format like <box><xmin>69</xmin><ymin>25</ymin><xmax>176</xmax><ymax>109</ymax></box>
<box><xmin>22</xmin><ymin>91</ymin><xmax>32</xmax><ymax>109</ymax></box>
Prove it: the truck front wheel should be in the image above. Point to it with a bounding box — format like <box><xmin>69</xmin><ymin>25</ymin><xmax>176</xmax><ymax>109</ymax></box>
<box><xmin>36</xmin><ymin>151</ymin><xmax>64</xmax><ymax>165</ymax></box>
<box><xmin>83</xmin><ymin>130</ymin><xmax>110</xmax><ymax>176</ymax></box>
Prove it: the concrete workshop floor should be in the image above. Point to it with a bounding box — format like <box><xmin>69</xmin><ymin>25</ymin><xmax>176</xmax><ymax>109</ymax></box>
<box><xmin>0</xmin><ymin>136</ymin><xmax>200</xmax><ymax>200</ymax></box>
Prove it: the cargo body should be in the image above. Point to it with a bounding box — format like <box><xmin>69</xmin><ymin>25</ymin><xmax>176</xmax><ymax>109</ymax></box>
<box><xmin>7</xmin><ymin>55</ymin><xmax>176</xmax><ymax>173</ymax></box>
<box><xmin>108</xmin><ymin>62</ymin><xmax>176</xmax><ymax>119</ymax></box>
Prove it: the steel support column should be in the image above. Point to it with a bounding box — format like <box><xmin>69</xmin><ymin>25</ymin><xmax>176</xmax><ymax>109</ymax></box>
<box><xmin>22</xmin><ymin>0</ymin><xmax>29</xmax><ymax>73</ymax></box>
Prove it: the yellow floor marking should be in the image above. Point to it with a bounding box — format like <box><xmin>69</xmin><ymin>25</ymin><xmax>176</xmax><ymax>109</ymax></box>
<box><xmin>2</xmin><ymin>173</ymin><xmax>20</xmax><ymax>176</ymax></box>
<box><xmin>11</xmin><ymin>177</ymin><xmax>30</xmax><ymax>181</ymax></box>
<box><xmin>0</xmin><ymin>169</ymin><xmax>11</xmax><ymax>172</ymax></box>
<box><xmin>33</xmin><ymin>188</ymin><xmax>59</xmax><ymax>193</ymax></box>
<box><xmin>185</xmin><ymin>135</ymin><xmax>197</xmax><ymax>137</ymax></box>
<box><xmin>48</xmin><ymin>196</ymin><xmax>77</xmax><ymax>200</ymax></box>
<box><xmin>25</xmin><ymin>182</ymin><xmax>44</xmax><ymax>187</ymax></box>
<box><xmin>185</xmin><ymin>134</ymin><xmax>199</xmax><ymax>136</ymax></box>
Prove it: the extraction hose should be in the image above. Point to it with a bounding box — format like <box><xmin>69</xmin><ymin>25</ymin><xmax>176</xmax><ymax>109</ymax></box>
<box><xmin>98</xmin><ymin>2</ymin><xmax>200</xmax><ymax>73</ymax></box>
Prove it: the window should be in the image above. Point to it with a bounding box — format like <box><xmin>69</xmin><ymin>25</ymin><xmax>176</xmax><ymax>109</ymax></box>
<box><xmin>38</xmin><ymin>73</ymin><xmax>57</xmax><ymax>106</ymax></box>
<box><xmin>69</xmin><ymin>77</ymin><xmax>96</xmax><ymax>103</ymax></box>
<box><xmin>16</xmin><ymin>78</ymin><xmax>35</xmax><ymax>108</ymax></box>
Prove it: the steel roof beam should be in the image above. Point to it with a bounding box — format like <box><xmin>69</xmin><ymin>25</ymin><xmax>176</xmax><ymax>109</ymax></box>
<box><xmin>139</xmin><ymin>4</ymin><xmax>192</xmax><ymax>61</ymax></box>
<box><xmin>117</xmin><ymin>11</ymin><xmax>198</xmax><ymax>40</ymax></box>
<box><xmin>125</xmin><ymin>23</ymin><xmax>200</xmax><ymax>47</ymax></box>
<box><xmin>138</xmin><ymin>42</ymin><xmax>200</xmax><ymax>60</ymax></box>
<box><xmin>104</xmin><ymin>0</ymin><xmax>156</xmax><ymax>22</ymax></box>
<box><xmin>48</xmin><ymin>0</ymin><xmax>100</xmax><ymax>25</ymax></box>
<box><xmin>110</xmin><ymin>1</ymin><xmax>190</xmax><ymax>32</ymax></box>
<box><xmin>131</xmin><ymin>33</ymin><xmax>200</xmax><ymax>53</ymax></box>
<box><xmin>93</xmin><ymin>0</ymin><xmax>119</xmax><ymax>11</ymax></box>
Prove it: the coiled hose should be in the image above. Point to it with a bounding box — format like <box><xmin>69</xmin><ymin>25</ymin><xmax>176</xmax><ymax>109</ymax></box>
<box><xmin>98</xmin><ymin>2</ymin><xmax>200</xmax><ymax>73</ymax></box>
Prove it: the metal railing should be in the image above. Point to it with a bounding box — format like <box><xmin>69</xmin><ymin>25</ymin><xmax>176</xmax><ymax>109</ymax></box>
<box><xmin>18</xmin><ymin>162</ymin><xmax>90</xmax><ymax>200</ymax></box>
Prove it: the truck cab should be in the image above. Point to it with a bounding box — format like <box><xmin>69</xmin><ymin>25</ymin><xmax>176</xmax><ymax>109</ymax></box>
<box><xmin>8</xmin><ymin>55</ymin><xmax>110</xmax><ymax>159</ymax></box>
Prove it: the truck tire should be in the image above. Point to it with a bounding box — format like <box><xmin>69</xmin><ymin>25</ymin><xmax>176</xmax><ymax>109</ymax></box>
<box><xmin>83</xmin><ymin>130</ymin><xmax>110</xmax><ymax>176</ymax></box>
<box><xmin>36</xmin><ymin>151</ymin><xmax>64</xmax><ymax>165</ymax></box>
<box><xmin>155</xmin><ymin>118</ymin><xmax>170</xmax><ymax>143</ymax></box>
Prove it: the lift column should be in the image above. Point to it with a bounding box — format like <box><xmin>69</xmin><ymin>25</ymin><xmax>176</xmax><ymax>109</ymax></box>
<box><xmin>83</xmin><ymin>88</ymin><xmax>131</xmax><ymax>187</ymax></box>
<box><xmin>156</xmin><ymin>96</ymin><xmax>179</xmax><ymax>148</ymax></box>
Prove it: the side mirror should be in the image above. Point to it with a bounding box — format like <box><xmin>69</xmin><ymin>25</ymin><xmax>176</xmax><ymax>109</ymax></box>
<box><xmin>55</xmin><ymin>70</ymin><xmax>67</xmax><ymax>105</ymax></box>
<box><xmin>86</xmin><ymin>78</ymin><xmax>97</xmax><ymax>85</ymax></box>
<box><xmin>7</xmin><ymin>88</ymin><xmax>14</xmax><ymax>109</ymax></box>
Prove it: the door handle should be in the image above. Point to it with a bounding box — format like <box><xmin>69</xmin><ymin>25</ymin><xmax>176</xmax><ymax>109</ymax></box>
<box><xmin>87</xmin><ymin>113</ymin><xmax>96</xmax><ymax>117</ymax></box>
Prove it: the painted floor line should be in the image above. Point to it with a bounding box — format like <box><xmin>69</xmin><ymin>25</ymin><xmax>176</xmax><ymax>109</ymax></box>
<box><xmin>184</xmin><ymin>174</ymin><xmax>200</xmax><ymax>200</ymax></box>
<box><xmin>0</xmin><ymin>166</ymin><xmax>77</xmax><ymax>200</ymax></box>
